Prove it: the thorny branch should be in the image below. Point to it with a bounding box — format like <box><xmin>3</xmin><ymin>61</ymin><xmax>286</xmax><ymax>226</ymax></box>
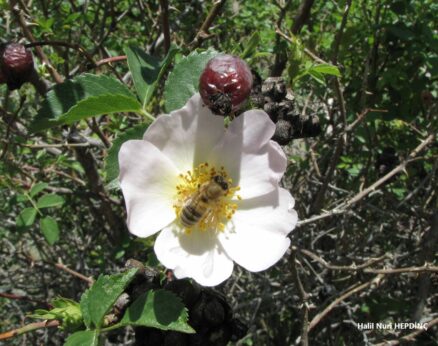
<box><xmin>290</xmin><ymin>249</ymin><xmax>310</xmax><ymax>346</ymax></box>
<box><xmin>0</xmin><ymin>320</ymin><xmax>60</xmax><ymax>341</ymax></box>
<box><xmin>308</xmin><ymin>275</ymin><xmax>385</xmax><ymax>332</ymax></box>
<box><xmin>159</xmin><ymin>0</ymin><xmax>171</xmax><ymax>54</ymax></box>
<box><xmin>298</xmin><ymin>133</ymin><xmax>436</xmax><ymax>226</ymax></box>
<box><xmin>190</xmin><ymin>0</ymin><xmax>227</xmax><ymax>49</ymax></box>
<box><xmin>373</xmin><ymin>317</ymin><xmax>438</xmax><ymax>346</ymax></box>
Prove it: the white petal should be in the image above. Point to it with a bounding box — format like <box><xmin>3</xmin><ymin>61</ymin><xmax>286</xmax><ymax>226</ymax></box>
<box><xmin>219</xmin><ymin>188</ymin><xmax>297</xmax><ymax>272</ymax></box>
<box><xmin>119</xmin><ymin>140</ymin><xmax>178</xmax><ymax>238</ymax></box>
<box><xmin>143</xmin><ymin>93</ymin><xmax>225</xmax><ymax>172</ymax></box>
<box><xmin>211</xmin><ymin>140</ymin><xmax>287</xmax><ymax>199</ymax></box>
<box><xmin>225</xmin><ymin>109</ymin><xmax>275</xmax><ymax>153</ymax></box>
<box><xmin>154</xmin><ymin>224</ymin><xmax>234</xmax><ymax>286</ymax></box>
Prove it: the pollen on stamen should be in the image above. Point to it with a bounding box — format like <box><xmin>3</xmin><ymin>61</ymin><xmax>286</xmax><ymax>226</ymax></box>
<box><xmin>173</xmin><ymin>162</ymin><xmax>241</xmax><ymax>234</ymax></box>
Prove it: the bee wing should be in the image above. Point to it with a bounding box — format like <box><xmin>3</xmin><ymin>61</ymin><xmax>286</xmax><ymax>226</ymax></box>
<box><xmin>183</xmin><ymin>196</ymin><xmax>193</xmax><ymax>206</ymax></box>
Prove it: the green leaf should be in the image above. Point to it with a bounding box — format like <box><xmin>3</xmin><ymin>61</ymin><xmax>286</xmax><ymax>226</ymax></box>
<box><xmin>311</xmin><ymin>64</ymin><xmax>341</xmax><ymax>77</ymax></box>
<box><xmin>64</xmin><ymin>330</ymin><xmax>100</xmax><ymax>346</ymax></box>
<box><xmin>29</xmin><ymin>297</ymin><xmax>82</xmax><ymax>332</ymax></box>
<box><xmin>104</xmin><ymin>122</ymin><xmax>150</xmax><ymax>183</ymax></box>
<box><xmin>80</xmin><ymin>289</ymin><xmax>92</xmax><ymax>329</ymax></box>
<box><xmin>117</xmin><ymin>290</ymin><xmax>194</xmax><ymax>334</ymax></box>
<box><xmin>16</xmin><ymin>208</ymin><xmax>37</xmax><ymax>227</ymax></box>
<box><xmin>16</xmin><ymin>194</ymin><xmax>28</xmax><ymax>203</ymax></box>
<box><xmin>164</xmin><ymin>49</ymin><xmax>219</xmax><ymax>112</ymax></box>
<box><xmin>57</xmin><ymin>94</ymin><xmax>141</xmax><ymax>124</ymax></box>
<box><xmin>307</xmin><ymin>68</ymin><xmax>326</xmax><ymax>85</ymax></box>
<box><xmin>125</xmin><ymin>45</ymin><xmax>178</xmax><ymax>108</ymax></box>
<box><xmin>36</xmin><ymin>194</ymin><xmax>65</xmax><ymax>209</ymax></box>
<box><xmin>30</xmin><ymin>74</ymin><xmax>142</xmax><ymax>132</ymax></box>
<box><xmin>29</xmin><ymin>182</ymin><xmax>49</xmax><ymax>197</ymax></box>
<box><xmin>40</xmin><ymin>216</ymin><xmax>60</xmax><ymax>245</ymax></box>
<box><xmin>80</xmin><ymin>268</ymin><xmax>138</xmax><ymax>329</ymax></box>
<box><xmin>241</xmin><ymin>32</ymin><xmax>260</xmax><ymax>59</ymax></box>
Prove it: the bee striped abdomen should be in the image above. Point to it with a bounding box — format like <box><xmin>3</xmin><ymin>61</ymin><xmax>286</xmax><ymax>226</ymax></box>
<box><xmin>181</xmin><ymin>204</ymin><xmax>206</xmax><ymax>227</ymax></box>
<box><xmin>179</xmin><ymin>175</ymin><xmax>228</xmax><ymax>228</ymax></box>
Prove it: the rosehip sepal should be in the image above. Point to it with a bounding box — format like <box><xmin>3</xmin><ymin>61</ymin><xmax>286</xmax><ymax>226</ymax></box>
<box><xmin>199</xmin><ymin>54</ymin><xmax>253</xmax><ymax>116</ymax></box>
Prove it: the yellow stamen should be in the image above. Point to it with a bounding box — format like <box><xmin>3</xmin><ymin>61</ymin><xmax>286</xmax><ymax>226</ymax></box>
<box><xmin>173</xmin><ymin>162</ymin><xmax>240</xmax><ymax>234</ymax></box>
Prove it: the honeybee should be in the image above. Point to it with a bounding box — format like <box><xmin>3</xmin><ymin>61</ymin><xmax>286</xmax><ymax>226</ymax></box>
<box><xmin>180</xmin><ymin>175</ymin><xmax>229</xmax><ymax>228</ymax></box>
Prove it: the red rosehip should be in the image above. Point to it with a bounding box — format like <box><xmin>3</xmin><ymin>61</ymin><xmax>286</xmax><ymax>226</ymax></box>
<box><xmin>0</xmin><ymin>43</ymin><xmax>35</xmax><ymax>90</ymax></box>
<box><xmin>199</xmin><ymin>54</ymin><xmax>253</xmax><ymax>116</ymax></box>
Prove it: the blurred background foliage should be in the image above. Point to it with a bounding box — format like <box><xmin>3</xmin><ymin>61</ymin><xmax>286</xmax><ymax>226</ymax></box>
<box><xmin>0</xmin><ymin>0</ymin><xmax>437</xmax><ymax>345</ymax></box>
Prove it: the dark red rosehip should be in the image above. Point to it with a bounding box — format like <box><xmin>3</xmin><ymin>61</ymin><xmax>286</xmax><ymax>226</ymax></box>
<box><xmin>0</xmin><ymin>43</ymin><xmax>35</xmax><ymax>90</ymax></box>
<box><xmin>199</xmin><ymin>54</ymin><xmax>253</xmax><ymax>116</ymax></box>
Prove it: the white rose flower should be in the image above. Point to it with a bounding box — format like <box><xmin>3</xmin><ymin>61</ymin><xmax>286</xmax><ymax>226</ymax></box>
<box><xmin>119</xmin><ymin>93</ymin><xmax>298</xmax><ymax>286</ymax></box>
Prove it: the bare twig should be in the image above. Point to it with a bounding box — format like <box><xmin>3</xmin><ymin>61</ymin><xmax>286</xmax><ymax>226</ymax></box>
<box><xmin>308</xmin><ymin>275</ymin><xmax>384</xmax><ymax>332</ymax></box>
<box><xmin>298</xmin><ymin>248</ymin><xmax>438</xmax><ymax>274</ymax></box>
<box><xmin>339</xmin><ymin>133</ymin><xmax>435</xmax><ymax>210</ymax></box>
<box><xmin>190</xmin><ymin>0</ymin><xmax>227</xmax><ymax>49</ymax></box>
<box><xmin>364</xmin><ymin>265</ymin><xmax>438</xmax><ymax>274</ymax></box>
<box><xmin>331</xmin><ymin>0</ymin><xmax>353</xmax><ymax>65</ymax></box>
<box><xmin>291</xmin><ymin>0</ymin><xmax>315</xmax><ymax>35</ymax></box>
<box><xmin>290</xmin><ymin>250</ymin><xmax>310</xmax><ymax>346</ymax></box>
<box><xmin>0</xmin><ymin>292</ymin><xmax>51</xmax><ymax>308</ymax></box>
<box><xmin>0</xmin><ymin>320</ymin><xmax>60</xmax><ymax>341</ymax></box>
<box><xmin>9</xmin><ymin>1</ymin><xmax>64</xmax><ymax>83</ymax></box>
<box><xmin>25</xmin><ymin>40</ymin><xmax>96</xmax><ymax>68</ymax></box>
<box><xmin>87</xmin><ymin>118</ymin><xmax>111</xmax><ymax>148</ymax></box>
<box><xmin>159</xmin><ymin>0</ymin><xmax>170</xmax><ymax>53</ymax></box>
<box><xmin>18</xmin><ymin>142</ymin><xmax>90</xmax><ymax>149</ymax></box>
<box><xmin>275</xmin><ymin>28</ymin><xmax>328</xmax><ymax>64</ymax></box>
<box><xmin>412</xmin><ymin>212</ymin><xmax>438</xmax><ymax>321</ymax></box>
<box><xmin>95</xmin><ymin>55</ymin><xmax>127</xmax><ymax>67</ymax></box>
<box><xmin>298</xmin><ymin>248</ymin><xmax>388</xmax><ymax>271</ymax></box>
<box><xmin>54</xmin><ymin>262</ymin><xmax>94</xmax><ymax>285</ymax></box>
<box><xmin>271</xmin><ymin>0</ymin><xmax>315</xmax><ymax>76</ymax></box>
<box><xmin>373</xmin><ymin>317</ymin><xmax>438</xmax><ymax>346</ymax></box>
<box><xmin>299</xmin><ymin>133</ymin><xmax>436</xmax><ymax>226</ymax></box>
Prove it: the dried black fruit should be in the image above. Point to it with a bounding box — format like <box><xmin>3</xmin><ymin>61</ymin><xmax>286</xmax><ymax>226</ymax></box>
<box><xmin>0</xmin><ymin>43</ymin><xmax>35</xmax><ymax>90</ymax></box>
<box><xmin>164</xmin><ymin>279</ymin><xmax>201</xmax><ymax>309</ymax></box>
<box><xmin>163</xmin><ymin>331</ymin><xmax>188</xmax><ymax>346</ymax></box>
<box><xmin>264</xmin><ymin>101</ymin><xmax>280</xmax><ymax>122</ymax></box>
<box><xmin>273</xmin><ymin>120</ymin><xmax>292</xmax><ymax>145</ymax></box>
<box><xmin>250</xmin><ymin>92</ymin><xmax>265</xmax><ymax>108</ymax></box>
<box><xmin>128</xmin><ymin>267</ymin><xmax>247</xmax><ymax>345</ymax></box>
<box><xmin>203</xmin><ymin>298</ymin><xmax>226</xmax><ymax>327</ymax></box>
<box><xmin>207</xmin><ymin>325</ymin><xmax>232</xmax><ymax>346</ymax></box>
<box><xmin>276</xmin><ymin>100</ymin><xmax>295</xmax><ymax>121</ymax></box>
<box><xmin>289</xmin><ymin>114</ymin><xmax>321</xmax><ymax>139</ymax></box>
<box><xmin>251</xmin><ymin>69</ymin><xmax>262</xmax><ymax>93</ymax></box>
<box><xmin>261</xmin><ymin>77</ymin><xmax>287</xmax><ymax>102</ymax></box>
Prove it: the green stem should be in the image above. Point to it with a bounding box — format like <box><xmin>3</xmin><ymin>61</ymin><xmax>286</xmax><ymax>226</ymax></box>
<box><xmin>140</xmin><ymin>109</ymin><xmax>156</xmax><ymax>122</ymax></box>
<box><xmin>24</xmin><ymin>192</ymin><xmax>43</xmax><ymax>216</ymax></box>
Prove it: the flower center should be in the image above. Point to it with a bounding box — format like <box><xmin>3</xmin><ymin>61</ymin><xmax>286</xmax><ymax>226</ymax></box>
<box><xmin>173</xmin><ymin>162</ymin><xmax>241</xmax><ymax>233</ymax></box>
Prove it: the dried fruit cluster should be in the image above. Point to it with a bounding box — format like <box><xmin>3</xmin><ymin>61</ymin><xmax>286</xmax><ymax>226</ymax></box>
<box><xmin>0</xmin><ymin>43</ymin><xmax>35</xmax><ymax>90</ymax></box>
<box><xmin>107</xmin><ymin>260</ymin><xmax>247</xmax><ymax>346</ymax></box>
<box><xmin>251</xmin><ymin>76</ymin><xmax>322</xmax><ymax>145</ymax></box>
